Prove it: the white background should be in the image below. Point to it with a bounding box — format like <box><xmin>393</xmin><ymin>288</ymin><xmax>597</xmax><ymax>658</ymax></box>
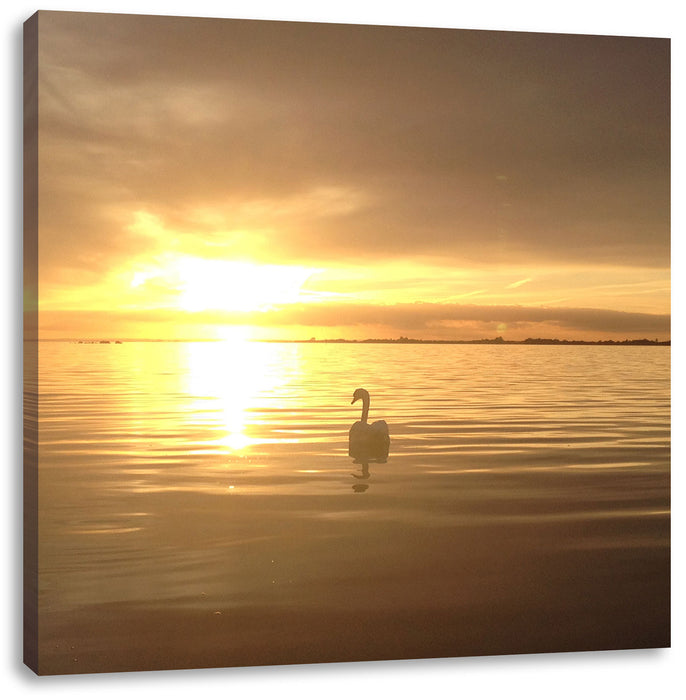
<box><xmin>2</xmin><ymin>1</ymin><xmax>682</xmax><ymax>697</ymax></box>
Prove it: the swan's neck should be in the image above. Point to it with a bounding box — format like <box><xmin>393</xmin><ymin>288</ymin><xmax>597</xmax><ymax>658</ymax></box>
<box><xmin>360</xmin><ymin>396</ymin><xmax>370</xmax><ymax>423</ymax></box>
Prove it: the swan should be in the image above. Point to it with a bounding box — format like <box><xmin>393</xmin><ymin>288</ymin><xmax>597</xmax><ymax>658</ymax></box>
<box><xmin>348</xmin><ymin>388</ymin><xmax>390</xmax><ymax>463</ymax></box>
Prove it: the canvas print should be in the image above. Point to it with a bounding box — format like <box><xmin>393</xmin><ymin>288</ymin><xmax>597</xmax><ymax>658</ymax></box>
<box><xmin>23</xmin><ymin>11</ymin><xmax>670</xmax><ymax>675</ymax></box>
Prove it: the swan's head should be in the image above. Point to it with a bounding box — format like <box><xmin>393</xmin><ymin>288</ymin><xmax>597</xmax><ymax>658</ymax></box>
<box><xmin>351</xmin><ymin>387</ymin><xmax>369</xmax><ymax>405</ymax></box>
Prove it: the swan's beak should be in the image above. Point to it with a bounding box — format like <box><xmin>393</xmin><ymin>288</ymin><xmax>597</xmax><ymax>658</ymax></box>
<box><xmin>351</xmin><ymin>397</ymin><xmax>358</xmax><ymax>404</ymax></box>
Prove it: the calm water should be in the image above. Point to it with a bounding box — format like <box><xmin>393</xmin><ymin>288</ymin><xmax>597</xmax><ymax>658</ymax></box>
<box><xmin>33</xmin><ymin>341</ymin><xmax>670</xmax><ymax>673</ymax></box>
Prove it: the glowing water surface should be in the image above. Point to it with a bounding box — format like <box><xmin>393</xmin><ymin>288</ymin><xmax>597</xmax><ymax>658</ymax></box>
<box><xmin>35</xmin><ymin>341</ymin><xmax>670</xmax><ymax>673</ymax></box>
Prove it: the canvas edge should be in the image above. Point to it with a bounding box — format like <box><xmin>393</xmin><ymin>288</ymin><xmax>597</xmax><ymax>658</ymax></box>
<box><xmin>23</xmin><ymin>9</ymin><xmax>39</xmax><ymax>676</ymax></box>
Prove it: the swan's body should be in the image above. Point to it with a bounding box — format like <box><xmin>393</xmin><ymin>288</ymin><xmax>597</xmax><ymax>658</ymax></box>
<box><xmin>348</xmin><ymin>388</ymin><xmax>390</xmax><ymax>463</ymax></box>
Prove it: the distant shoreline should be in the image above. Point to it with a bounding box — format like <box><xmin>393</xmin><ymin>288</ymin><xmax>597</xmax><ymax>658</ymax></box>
<box><xmin>31</xmin><ymin>336</ymin><xmax>671</xmax><ymax>346</ymax></box>
<box><xmin>262</xmin><ymin>337</ymin><xmax>671</xmax><ymax>346</ymax></box>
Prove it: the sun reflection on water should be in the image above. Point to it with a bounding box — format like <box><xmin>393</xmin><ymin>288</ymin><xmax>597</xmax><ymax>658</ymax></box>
<box><xmin>182</xmin><ymin>338</ymin><xmax>300</xmax><ymax>454</ymax></box>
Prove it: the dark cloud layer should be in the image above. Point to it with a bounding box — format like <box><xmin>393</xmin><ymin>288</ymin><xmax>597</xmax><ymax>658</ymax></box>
<box><xmin>38</xmin><ymin>11</ymin><xmax>670</xmax><ymax>277</ymax></box>
<box><xmin>251</xmin><ymin>302</ymin><xmax>671</xmax><ymax>335</ymax></box>
<box><xmin>39</xmin><ymin>302</ymin><xmax>670</xmax><ymax>338</ymax></box>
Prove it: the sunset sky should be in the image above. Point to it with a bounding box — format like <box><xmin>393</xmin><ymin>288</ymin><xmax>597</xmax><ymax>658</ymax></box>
<box><xmin>31</xmin><ymin>11</ymin><xmax>670</xmax><ymax>341</ymax></box>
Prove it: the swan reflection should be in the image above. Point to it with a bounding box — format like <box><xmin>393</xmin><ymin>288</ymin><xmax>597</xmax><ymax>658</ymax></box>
<box><xmin>351</xmin><ymin>461</ymin><xmax>370</xmax><ymax>492</ymax></box>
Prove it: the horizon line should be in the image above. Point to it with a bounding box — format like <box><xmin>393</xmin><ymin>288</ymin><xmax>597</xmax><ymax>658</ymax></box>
<box><xmin>29</xmin><ymin>336</ymin><xmax>671</xmax><ymax>346</ymax></box>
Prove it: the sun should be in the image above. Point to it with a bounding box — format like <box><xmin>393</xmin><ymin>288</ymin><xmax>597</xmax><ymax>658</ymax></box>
<box><xmin>176</xmin><ymin>258</ymin><xmax>315</xmax><ymax>313</ymax></box>
<box><xmin>128</xmin><ymin>256</ymin><xmax>317</xmax><ymax>314</ymax></box>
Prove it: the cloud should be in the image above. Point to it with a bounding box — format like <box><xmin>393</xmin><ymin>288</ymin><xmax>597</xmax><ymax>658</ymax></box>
<box><xmin>255</xmin><ymin>302</ymin><xmax>670</xmax><ymax>335</ymax></box>
<box><xmin>37</xmin><ymin>11</ymin><xmax>670</xmax><ymax>286</ymax></box>
<box><xmin>506</xmin><ymin>278</ymin><xmax>532</xmax><ymax>289</ymax></box>
<box><xmin>39</xmin><ymin>301</ymin><xmax>670</xmax><ymax>339</ymax></box>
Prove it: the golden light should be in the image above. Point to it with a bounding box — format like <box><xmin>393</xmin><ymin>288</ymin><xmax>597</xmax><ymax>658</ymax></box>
<box><xmin>157</xmin><ymin>257</ymin><xmax>316</xmax><ymax>313</ymax></box>
<box><xmin>215</xmin><ymin>325</ymin><xmax>253</xmax><ymax>344</ymax></box>
<box><xmin>182</xmin><ymin>338</ymin><xmax>302</xmax><ymax>454</ymax></box>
